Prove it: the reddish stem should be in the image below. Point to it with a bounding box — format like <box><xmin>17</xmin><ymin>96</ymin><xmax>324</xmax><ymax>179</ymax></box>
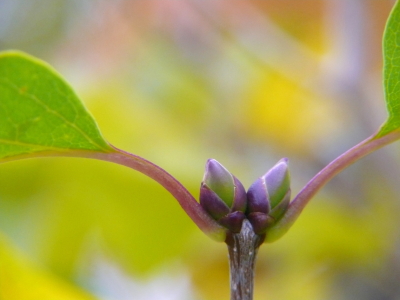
<box><xmin>0</xmin><ymin>145</ymin><xmax>225</xmax><ymax>240</ymax></box>
<box><xmin>92</xmin><ymin>146</ymin><xmax>225</xmax><ymax>239</ymax></box>
<box><xmin>266</xmin><ymin>130</ymin><xmax>400</xmax><ymax>242</ymax></box>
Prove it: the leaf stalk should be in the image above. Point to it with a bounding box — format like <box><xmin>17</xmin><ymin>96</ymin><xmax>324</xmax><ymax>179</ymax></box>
<box><xmin>267</xmin><ymin>130</ymin><xmax>400</xmax><ymax>241</ymax></box>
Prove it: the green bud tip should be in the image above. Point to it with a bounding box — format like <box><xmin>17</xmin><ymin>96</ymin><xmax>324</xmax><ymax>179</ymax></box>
<box><xmin>200</xmin><ymin>159</ymin><xmax>247</xmax><ymax>232</ymax></box>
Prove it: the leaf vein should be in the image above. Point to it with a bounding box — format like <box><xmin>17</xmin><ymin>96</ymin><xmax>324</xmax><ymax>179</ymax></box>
<box><xmin>0</xmin><ymin>77</ymin><xmax>109</xmax><ymax>151</ymax></box>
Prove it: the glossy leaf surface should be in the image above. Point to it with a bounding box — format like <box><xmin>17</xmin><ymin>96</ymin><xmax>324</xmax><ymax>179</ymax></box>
<box><xmin>0</xmin><ymin>51</ymin><xmax>224</xmax><ymax>240</ymax></box>
<box><xmin>0</xmin><ymin>51</ymin><xmax>112</xmax><ymax>162</ymax></box>
<box><xmin>379</xmin><ymin>0</ymin><xmax>400</xmax><ymax>137</ymax></box>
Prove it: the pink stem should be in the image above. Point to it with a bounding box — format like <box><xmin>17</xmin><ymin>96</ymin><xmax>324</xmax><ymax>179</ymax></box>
<box><xmin>0</xmin><ymin>146</ymin><xmax>225</xmax><ymax>240</ymax></box>
<box><xmin>266</xmin><ymin>130</ymin><xmax>400</xmax><ymax>242</ymax></box>
<box><xmin>92</xmin><ymin>146</ymin><xmax>225</xmax><ymax>239</ymax></box>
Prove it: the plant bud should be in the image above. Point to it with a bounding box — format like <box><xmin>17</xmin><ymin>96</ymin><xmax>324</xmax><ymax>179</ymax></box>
<box><xmin>247</xmin><ymin>158</ymin><xmax>291</xmax><ymax>234</ymax></box>
<box><xmin>200</xmin><ymin>159</ymin><xmax>247</xmax><ymax>232</ymax></box>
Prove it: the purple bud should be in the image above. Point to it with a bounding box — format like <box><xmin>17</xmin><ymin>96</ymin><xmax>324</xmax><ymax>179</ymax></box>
<box><xmin>219</xmin><ymin>211</ymin><xmax>246</xmax><ymax>233</ymax></box>
<box><xmin>199</xmin><ymin>184</ymin><xmax>230</xmax><ymax>220</ymax></box>
<box><xmin>269</xmin><ymin>190</ymin><xmax>291</xmax><ymax>220</ymax></box>
<box><xmin>264</xmin><ymin>158</ymin><xmax>290</xmax><ymax>208</ymax></box>
<box><xmin>232</xmin><ymin>176</ymin><xmax>247</xmax><ymax>213</ymax></box>
<box><xmin>200</xmin><ymin>159</ymin><xmax>247</xmax><ymax>231</ymax></box>
<box><xmin>247</xmin><ymin>158</ymin><xmax>291</xmax><ymax>233</ymax></box>
<box><xmin>247</xmin><ymin>212</ymin><xmax>274</xmax><ymax>235</ymax></box>
<box><xmin>247</xmin><ymin>177</ymin><xmax>270</xmax><ymax>214</ymax></box>
<box><xmin>203</xmin><ymin>159</ymin><xmax>235</xmax><ymax>207</ymax></box>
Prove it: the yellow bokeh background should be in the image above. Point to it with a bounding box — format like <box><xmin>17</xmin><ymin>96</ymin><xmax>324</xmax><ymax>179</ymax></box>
<box><xmin>0</xmin><ymin>1</ymin><xmax>399</xmax><ymax>299</ymax></box>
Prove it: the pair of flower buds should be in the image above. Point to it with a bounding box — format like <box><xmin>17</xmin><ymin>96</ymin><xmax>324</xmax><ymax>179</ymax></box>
<box><xmin>200</xmin><ymin>158</ymin><xmax>290</xmax><ymax>235</ymax></box>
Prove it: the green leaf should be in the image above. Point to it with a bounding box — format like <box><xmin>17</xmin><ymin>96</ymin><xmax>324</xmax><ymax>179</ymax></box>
<box><xmin>0</xmin><ymin>51</ymin><xmax>112</xmax><ymax>162</ymax></box>
<box><xmin>378</xmin><ymin>0</ymin><xmax>400</xmax><ymax>137</ymax></box>
<box><xmin>0</xmin><ymin>50</ymin><xmax>224</xmax><ymax>240</ymax></box>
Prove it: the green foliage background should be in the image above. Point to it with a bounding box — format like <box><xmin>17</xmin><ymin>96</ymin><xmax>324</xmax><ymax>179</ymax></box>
<box><xmin>1</xmin><ymin>1</ymin><xmax>400</xmax><ymax>299</ymax></box>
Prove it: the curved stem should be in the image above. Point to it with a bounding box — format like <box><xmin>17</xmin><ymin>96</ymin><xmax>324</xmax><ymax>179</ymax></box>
<box><xmin>266</xmin><ymin>130</ymin><xmax>400</xmax><ymax>242</ymax></box>
<box><xmin>91</xmin><ymin>146</ymin><xmax>226</xmax><ymax>240</ymax></box>
<box><xmin>0</xmin><ymin>145</ymin><xmax>225</xmax><ymax>240</ymax></box>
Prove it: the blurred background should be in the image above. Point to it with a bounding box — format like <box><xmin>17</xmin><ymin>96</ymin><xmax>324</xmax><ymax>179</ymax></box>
<box><xmin>0</xmin><ymin>0</ymin><xmax>399</xmax><ymax>299</ymax></box>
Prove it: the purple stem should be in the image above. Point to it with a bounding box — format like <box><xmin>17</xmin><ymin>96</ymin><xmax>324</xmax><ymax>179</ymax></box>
<box><xmin>266</xmin><ymin>130</ymin><xmax>400</xmax><ymax>242</ymax></box>
<box><xmin>1</xmin><ymin>145</ymin><xmax>225</xmax><ymax>240</ymax></box>
<box><xmin>92</xmin><ymin>146</ymin><xmax>225</xmax><ymax>239</ymax></box>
